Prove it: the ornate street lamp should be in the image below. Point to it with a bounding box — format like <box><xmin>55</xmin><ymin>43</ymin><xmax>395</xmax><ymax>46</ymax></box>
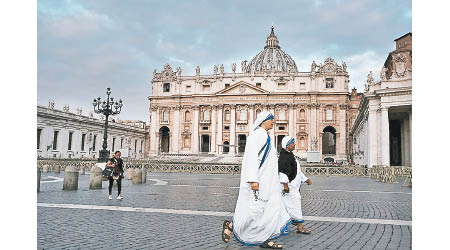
<box><xmin>92</xmin><ymin>88</ymin><xmax>123</xmax><ymax>162</ymax></box>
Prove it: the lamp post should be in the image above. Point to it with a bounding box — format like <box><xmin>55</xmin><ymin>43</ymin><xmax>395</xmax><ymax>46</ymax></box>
<box><xmin>92</xmin><ymin>88</ymin><xmax>123</xmax><ymax>163</ymax></box>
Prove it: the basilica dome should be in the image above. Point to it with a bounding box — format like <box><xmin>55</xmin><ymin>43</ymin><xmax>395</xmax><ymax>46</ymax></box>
<box><xmin>246</xmin><ymin>26</ymin><xmax>298</xmax><ymax>73</ymax></box>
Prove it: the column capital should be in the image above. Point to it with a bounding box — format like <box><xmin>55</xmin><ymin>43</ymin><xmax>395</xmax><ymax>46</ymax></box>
<box><xmin>339</xmin><ymin>104</ymin><xmax>349</xmax><ymax>110</ymax></box>
<box><xmin>193</xmin><ymin>105</ymin><xmax>200</xmax><ymax>110</ymax></box>
<box><xmin>212</xmin><ymin>105</ymin><xmax>218</xmax><ymax>110</ymax></box>
<box><xmin>229</xmin><ymin>104</ymin><xmax>236</xmax><ymax>109</ymax></box>
<box><xmin>150</xmin><ymin>106</ymin><xmax>159</xmax><ymax>111</ymax></box>
<box><xmin>248</xmin><ymin>104</ymin><xmax>255</xmax><ymax>109</ymax></box>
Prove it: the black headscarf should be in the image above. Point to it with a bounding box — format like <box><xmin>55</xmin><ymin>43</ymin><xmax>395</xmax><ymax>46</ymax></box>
<box><xmin>278</xmin><ymin>148</ymin><xmax>297</xmax><ymax>182</ymax></box>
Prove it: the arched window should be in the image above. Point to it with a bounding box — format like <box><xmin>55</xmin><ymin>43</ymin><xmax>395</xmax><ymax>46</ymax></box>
<box><xmin>225</xmin><ymin>110</ymin><xmax>230</xmax><ymax>121</ymax></box>
<box><xmin>300</xmin><ymin>109</ymin><xmax>306</xmax><ymax>120</ymax></box>
<box><xmin>185</xmin><ymin>110</ymin><xmax>191</xmax><ymax>121</ymax></box>
<box><xmin>203</xmin><ymin>109</ymin><xmax>210</xmax><ymax>121</ymax></box>
<box><xmin>326</xmin><ymin>109</ymin><xmax>333</xmax><ymax>121</ymax></box>
<box><xmin>163</xmin><ymin>83</ymin><xmax>170</xmax><ymax>92</ymax></box>
<box><xmin>162</xmin><ymin>110</ymin><xmax>169</xmax><ymax>122</ymax></box>
<box><xmin>239</xmin><ymin>109</ymin><xmax>247</xmax><ymax>121</ymax></box>
<box><xmin>279</xmin><ymin>109</ymin><xmax>285</xmax><ymax>120</ymax></box>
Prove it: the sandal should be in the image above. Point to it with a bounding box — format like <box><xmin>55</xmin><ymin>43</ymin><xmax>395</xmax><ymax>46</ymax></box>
<box><xmin>222</xmin><ymin>220</ymin><xmax>232</xmax><ymax>243</ymax></box>
<box><xmin>260</xmin><ymin>241</ymin><xmax>283</xmax><ymax>249</ymax></box>
<box><xmin>296</xmin><ymin>229</ymin><xmax>311</xmax><ymax>234</ymax></box>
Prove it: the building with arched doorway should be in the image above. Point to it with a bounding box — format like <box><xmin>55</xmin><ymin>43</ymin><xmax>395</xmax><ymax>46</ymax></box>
<box><xmin>148</xmin><ymin>26</ymin><xmax>361</xmax><ymax>162</ymax></box>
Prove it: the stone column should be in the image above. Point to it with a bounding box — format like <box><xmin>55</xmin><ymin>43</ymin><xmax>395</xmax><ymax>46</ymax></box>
<box><xmin>368</xmin><ymin>106</ymin><xmax>378</xmax><ymax>167</ymax></box>
<box><xmin>193</xmin><ymin>105</ymin><xmax>200</xmax><ymax>153</ymax></box>
<box><xmin>132</xmin><ymin>169</ymin><xmax>142</xmax><ymax>184</ymax></box>
<box><xmin>409</xmin><ymin>110</ymin><xmax>412</xmax><ymax>166</ymax></box>
<box><xmin>89</xmin><ymin>166</ymin><xmax>103</xmax><ymax>189</ymax></box>
<box><xmin>37</xmin><ymin>168</ymin><xmax>41</xmax><ymax>192</ymax></box>
<box><xmin>150</xmin><ymin>107</ymin><xmax>158</xmax><ymax>155</ymax></box>
<box><xmin>249</xmin><ymin>105</ymin><xmax>255</xmax><ymax>130</ymax></box>
<box><xmin>230</xmin><ymin>105</ymin><xmax>236</xmax><ymax>155</ymax></box>
<box><xmin>380</xmin><ymin>107</ymin><xmax>390</xmax><ymax>166</ymax></box>
<box><xmin>172</xmin><ymin>105</ymin><xmax>181</xmax><ymax>153</ymax></box>
<box><xmin>311</xmin><ymin>104</ymin><xmax>318</xmax><ymax>150</ymax></box>
<box><xmin>339</xmin><ymin>105</ymin><xmax>347</xmax><ymax>160</ymax></box>
<box><xmin>269</xmin><ymin>105</ymin><xmax>275</xmax><ymax>144</ymax></box>
<box><xmin>217</xmin><ymin>105</ymin><xmax>223</xmax><ymax>154</ymax></box>
<box><xmin>211</xmin><ymin>105</ymin><xmax>217</xmax><ymax>153</ymax></box>
<box><xmin>289</xmin><ymin>105</ymin><xmax>294</xmax><ymax>136</ymax></box>
<box><xmin>63</xmin><ymin>166</ymin><xmax>79</xmax><ymax>190</ymax></box>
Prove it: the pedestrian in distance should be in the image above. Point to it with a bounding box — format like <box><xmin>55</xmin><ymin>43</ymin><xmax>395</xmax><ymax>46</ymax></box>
<box><xmin>106</xmin><ymin>151</ymin><xmax>124</xmax><ymax>200</ymax></box>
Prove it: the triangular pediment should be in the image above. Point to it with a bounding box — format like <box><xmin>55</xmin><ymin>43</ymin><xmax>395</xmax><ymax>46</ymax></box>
<box><xmin>216</xmin><ymin>81</ymin><xmax>268</xmax><ymax>95</ymax></box>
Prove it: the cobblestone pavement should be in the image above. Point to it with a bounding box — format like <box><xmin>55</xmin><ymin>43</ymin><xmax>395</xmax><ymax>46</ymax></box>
<box><xmin>38</xmin><ymin>172</ymin><xmax>411</xmax><ymax>249</ymax></box>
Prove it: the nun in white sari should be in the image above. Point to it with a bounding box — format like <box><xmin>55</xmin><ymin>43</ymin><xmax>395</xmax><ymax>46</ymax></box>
<box><xmin>221</xmin><ymin>111</ymin><xmax>291</xmax><ymax>249</ymax></box>
<box><xmin>278</xmin><ymin>136</ymin><xmax>312</xmax><ymax>234</ymax></box>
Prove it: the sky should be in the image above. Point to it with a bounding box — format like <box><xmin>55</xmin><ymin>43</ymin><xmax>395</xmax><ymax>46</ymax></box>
<box><xmin>37</xmin><ymin>0</ymin><xmax>412</xmax><ymax>122</ymax></box>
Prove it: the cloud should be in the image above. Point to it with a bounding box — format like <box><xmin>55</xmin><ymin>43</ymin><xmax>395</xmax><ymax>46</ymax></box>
<box><xmin>37</xmin><ymin>0</ymin><xmax>411</xmax><ymax>121</ymax></box>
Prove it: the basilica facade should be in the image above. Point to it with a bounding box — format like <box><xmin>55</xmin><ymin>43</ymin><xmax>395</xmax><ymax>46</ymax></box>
<box><xmin>148</xmin><ymin>27</ymin><xmax>361</xmax><ymax>162</ymax></box>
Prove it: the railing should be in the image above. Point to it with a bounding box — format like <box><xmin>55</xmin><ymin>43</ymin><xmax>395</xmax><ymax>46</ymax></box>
<box><xmin>36</xmin><ymin>159</ymin><xmax>411</xmax><ymax>186</ymax></box>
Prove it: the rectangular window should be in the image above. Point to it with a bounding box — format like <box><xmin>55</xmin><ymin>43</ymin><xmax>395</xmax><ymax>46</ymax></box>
<box><xmin>112</xmin><ymin>138</ymin><xmax>115</xmax><ymax>152</ymax></box>
<box><xmin>225</xmin><ymin>83</ymin><xmax>230</xmax><ymax>88</ymax></box>
<box><xmin>256</xmin><ymin>83</ymin><xmax>261</xmax><ymax>88</ymax></box>
<box><xmin>279</xmin><ymin>126</ymin><xmax>285</xmax><ymax>131</ymax></box>
<box><xmin>202</xmin><ymin>126</ymin><xmax>209</xmax><ymax>130</ymax></box>
<box><xmin>53</xmin><ymin>131</ymin><xmax>59</xmax><ymax>150</ymax></box>
<box><xmin>299</xmin><ymin>82</ymin><xmax>306</xmax><ymax>87</ymax></box>
<box><xmin>68</xmin><ymin>132</ymin><xmax>73</xmax><ymax>151</ymax></box>
<box><xmin>93</xmin><ymin>135</ymin><xmax>97</xmax><ymax>151</ymax></box>
<box><xmin>37</xmin><ymin>128</ymin><xmax>42</xmax><ymax>149</ymax></box>
<box><xmin>140</xmin><ymin>140</ymin><xmax>143</xmax><ymax>153</ymax></box>
<box><xmin>135</xmin><ymin>139</ymin><xmax>137</xmax><ymax>152</ymax></box>
<box><xmin>277</xmin><ymin>82</ymin><xmax>286</xmax><ymax>88</ymax></box>
<box><xmin>325</xmin><ymin>78</ymin><xmax>334</xmax><ymax>88</ymax></box>
<box><xmin>224</xmin><ymin>126</ymin><xmax>230</xmax><ymax>130</ymax></box>
<box><xmin>121</xmin><ymin>138</ymin><xmax>123</xmax><ymax>148</ymax></box>
<box><xmin>186</xmin><ymin>85</ymin><xmax>191</xmax><ymax>92</ymax></box>
<box><xmin>203</xmin><ymin>85</ymin><xmax>210</xmax><ymax>91</ymax></box>
<box><xmin>163</xmin><ymin>83</ymin><xmax>170</xmax><ymax>92</ymax></box>
<box><xmin>81</xmin><ymin>134</ymin><xmax>86</xmax><ymax>151</ymax></box>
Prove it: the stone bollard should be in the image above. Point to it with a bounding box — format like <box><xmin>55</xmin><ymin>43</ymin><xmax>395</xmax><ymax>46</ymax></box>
<box><xmin>90</xmin><ymin>166</ymin><xmax>103</xmax><ymax>189</ymax></box>
<box><xmin>37</xmin><ymin>168</ymin><xmax>41</xmax><ymax>192</ymax></box>
<box><xmin>79</xmin><ymin>166</ymin><xmax>85</xmax><ymax>175</ymax></box>
<box><xmin>141</xmin><ymin>167</ymin><xmax>147</xmax><ymax>183</ymax></box>
<box><xmin>127</xmin><ymin>169</ymin><xmax>134</xmax><ymax>180</ymax></box>
<box><xmin>63</xmin><ymin>166</ymin><xmax>79</xmax><ymax>190</ymax></box>
<box><xmin>42</xmin><ymin>165</ymin><xmax>49</xmax><ymax>173</ymax></box>
<box><xmin>132</xmin><ymin>169</ymin><xmax>142</xmax><ymax>184</ymax></box>
<box><xmin>54</xmin><ymin>165</ymin><xmax>61</xmax><ymax>174</ymax></box>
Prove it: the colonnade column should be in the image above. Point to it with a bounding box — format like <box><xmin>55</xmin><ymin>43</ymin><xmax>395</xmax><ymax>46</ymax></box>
<box><xmin>193</xmin><ymin>106</ymin><xmax>200</xmax><ymax>154</ymax></box>
<box><xmin>217</xmin><ymin>105</ymin><xmax>223</xmax><ymax>154</ymax></box>
<box><xmin>211</xmin><ymin>105</ymin><xmax>217</xmax><ymax>153</ymax></box>
<box><xmin>380</xmin><ymin>107</ymin><xmax>390</xmax><ymax>166</ymax></box>
<box><xmin>409</xmin><ymin>110</ymin><xmax>412</xmax><ymax>166</ymax></box>
<box><xmin>230</xmin><ymin>105</ymin><xmax>236</xmax><ymax>155</ymax></box>
<box><xmin>368</xmin><ymin>106</ymin><xmax>379</xmax><ymax>167</ymax></box>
